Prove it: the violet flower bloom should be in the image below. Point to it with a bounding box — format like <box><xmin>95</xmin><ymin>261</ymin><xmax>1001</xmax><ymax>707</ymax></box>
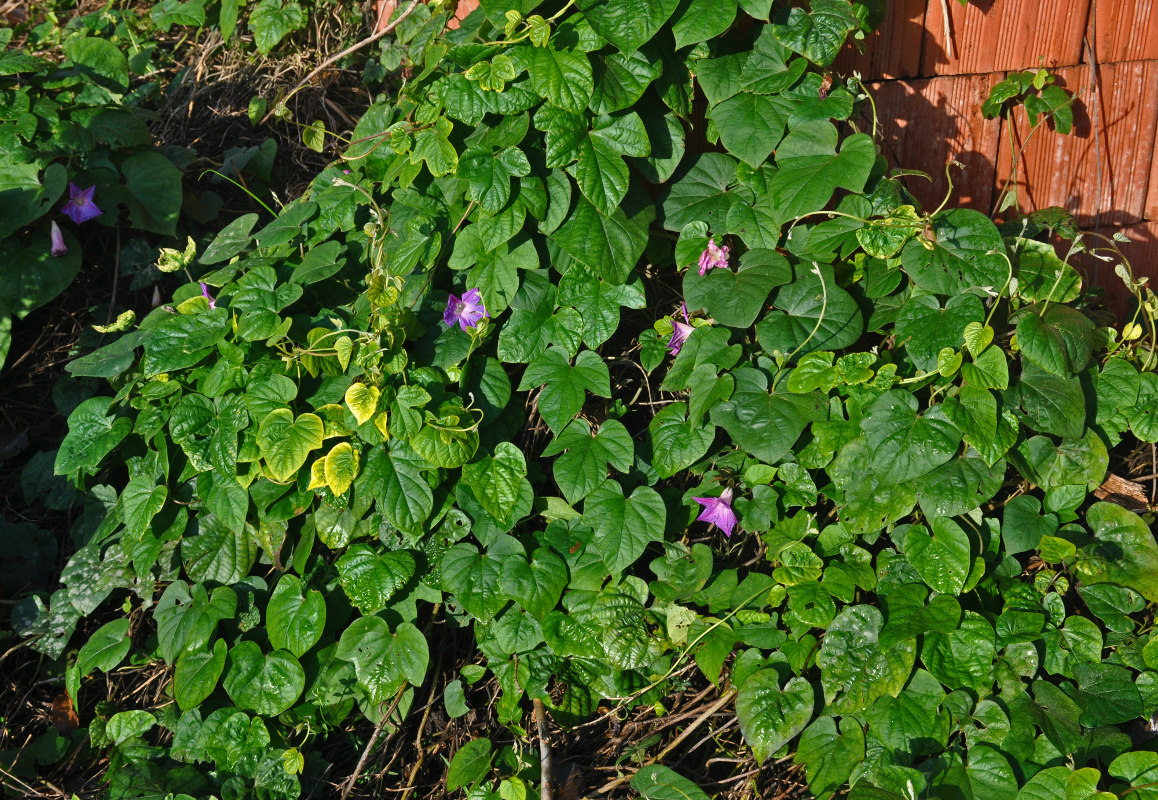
<box><xmin>693</xmin><ymin>487</ymin><xmax>738</xmax><ymax>537</ymax></box>
<box><xmin>667</xmin><ymin>302</ymin><xmax>694</xmax><ymax>356</ymax></box>
<box><xmin>50</xmin><ymin>221</ymin><xmax>67</xmax><ymax>257</ymax></box>
<box><xmin>697</xmin><ymin>236</ymin><xmax>730</xmax><ymax>276</ymax></box>
<box><xmin>443</xmin><ymin>288</ymin><xmax>488</xmax><ymax>332</ymax></box>
<box><xmin>200</xmin><ymin>282</ymin><xmax>216</xmax><ymax>309</ymax></box>
<box><xmin>61</xmin><ymin>183</ymin><xmax>102</xmax><ymax>224</ymax></box>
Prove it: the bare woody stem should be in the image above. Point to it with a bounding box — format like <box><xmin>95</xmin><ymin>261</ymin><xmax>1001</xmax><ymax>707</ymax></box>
<box><xmin>261</xmin><ymin>0</ymin><xmax>425</xmax><ymax>126</ymax></box>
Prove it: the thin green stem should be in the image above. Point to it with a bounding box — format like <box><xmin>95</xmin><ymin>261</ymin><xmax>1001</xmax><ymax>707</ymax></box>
<box><xmin>198</xmin><ymin>169</ymin><xmax>275</xmax><ymax>216</ymax></box>
<box><xmin>773</xmin><ymin>263</ymin><xmax>828</xmax><ymax>384</ymax></box>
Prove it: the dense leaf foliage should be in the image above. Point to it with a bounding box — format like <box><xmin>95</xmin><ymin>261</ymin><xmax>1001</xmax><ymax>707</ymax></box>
<box><xmin>19</xmin><ymin>0</ymin><xmax>1158</xmax><ymax>798</ymax></box>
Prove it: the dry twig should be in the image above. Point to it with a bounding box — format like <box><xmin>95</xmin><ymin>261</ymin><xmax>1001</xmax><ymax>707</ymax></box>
<box><xmin>261</xmin><ymin>0</ymin><xmax>423</xmax><ymax>125</ymax></box>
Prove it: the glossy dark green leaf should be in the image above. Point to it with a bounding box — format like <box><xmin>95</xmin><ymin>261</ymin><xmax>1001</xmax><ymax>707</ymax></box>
<box><xmin>55</xmin><ymin>397</ymin><xmax>132</xmax><ymax>476</ymax></box>
<box><xmin>757</xmin><ymin>264</ymin><xmax>863</xmax><ymax>357</ymax></box>
<box><xmin>913</xmin><ymin>449</ymin><xmax>1004</xmax><ymax>519</ymax></box>
<box><xmin>583</xmin><ymin>480</ymin><xmax>666</xmax><ymax>574</ymax></box>
<box><xmin>223</xmin><ymin>641</ymin><xmax>304</xmax><ymax>716</ymax></box>
<box><xmin>516</xmin><ymin>44</ymin><xmax>593</xmax><ymax>112</ymax></box>
<box><xmin>335</xmin><ymin>616</ymin><xmax>430</xmax><ymax>704</ymax></box>
<box><xmin>661</xmin><ymin>326</ymin><xmax>742</xmax><ymax>391</ymax></box>
<box><xmin>709</xmin><ymin>91</ymin><xmax>787</xmax><ymax>168</ymax></box>
<box><xmin>736</xmin><ymin>670</ymin><xmax>814</xmax><ymax>762</ymax></box>
<box><xmin>862</xmin><ymin>391</ymin><xmax>961</xmax><ymax>483</ymax></box>
<box><xmin>900</xmin><ymin>209</ymin><xmax>1007</xmax><ymax>295</ymax></box>
<box><xmin>903</xmin><ymin>518</ymin><xmax>971</xmax><ymax>595</ymax></box>
<box><xmin>649</xmin><ymin>402</ymin><xmax>715</xmax><ymax>479</ymax></box>
<box><xmin>551</xmin><ymin>194</ymin><xmax>653</xmax><ymax>283</ymax></box>
<box><xmin>816</xmin><ymin>604</ymin><xmax>916</xmax><ymax>714</ymax></box>
<box><xmin>1074</xmin><ymin>661</ymin><xmax>1143</xmax><ymax>726</ymax></box>
<box><xmin>442</xmin><ymin>536</ymin><xmax>524</xmax><ymax>621</ymax></box>
<box><xmin>921</xmin><ymin>611</ymin><xmax>995</xmax><ymax>694</ymax></box>
<box><xmin>1016</xmin><ymin>304</ymin><xmax>1094</xmax><ymax>377</ymax></box>
<box><xmin>77</xmin><ymin>618</ymin><xmax>131</xmax><ymax>677</ymax></box>
<box><xmin>590</xmin><ymin>51</ymin><xmax>662</xmax><ymax>114</ymax></box>
<box><xmin>711</xmin><ymin>389</ymin><xmax>827</xmax><ymax>464</ymax></box>
<box><xmin>1080</xmin><ymin>502</ymin><xmax>1158</xmax><ymax>601</ymax></box>
<box><xmin>772</xmin><ymin>0</ymin><xmax>860</xmax><ymax>65</ymax></box>
<box><xmin>558</xmin><ymin>265</ymin><xmax>645</xmax><ymax>348</ymax></box>
<box><xmin>575</xmin><ymin>0</ymin><xmax>679</xmax><ymax>53</ymax></box>
<box><xmin>266</xmin><ymin>574</ymin><xmax>326</xmax><ymax>657</ymax></box>
<box><xmin>140</xmin><ymin>308</ymin><xmax>230</xmax><ymax>376</ymax></box>
<box><xmin>182</xmin><ymin>513</ymin><xmax>257</xmax><ymax>585</ymax></box>
<box><xmin>1016</xmin><ymin>365</ymin><xmax>1085</xmax><ymax>439</ymax></box>
<box><xmin>661</xmin><ymin>152</ymin><xmax>741</xmax><ymax>233</ymax></box>
<box><xmin>153</xmin><ymin>582</ymin><xmax>237</xmax><ymax>664</ymax></box>
<box><xmin>767</xmin><ymin>122</ymin><xmax>874</xmax><ymax>224</ymax></box>
<box><xmin>543</xmin><ymin>418</ymin><xmax>634</xmax><ymax>504</ymax></box>
<box><xmin>519</xmin><ymin>347</ymin><xmax>611</xmax><ymax>432</ymax></box>
<box><xmin>794</xmin><ymin>716</ymin><xmax>866</xmax><ymax>798</ymax></box>
<box><xmin>461</xmin><ymin>443</ymin><xmax>527</xmax><ymax>524</ymax></box>
<box><xmin>1001</xmin><ymin>495</ymin><xmax>1058</xmax><ymax>555</ymax></box>
<box><xmin>201</xmin><ymin>213</ymin><xmax>259</xmax><ymax>264</ymax></box>
<box><xmin>683</xmin><ymin>248</ymin><xmax>791</xmax><ymax>329</ymax></box>
<box><xmin>459</xmin><ymin>146</ymin><xmax>531</xmax><ymax>213</ymax></box>
<box><xmin>500</xmin><ymin>547</ymin><xmax>568</xmax><ymax>619</ymax></box>
<box><xmin>336</xmin><ymin>545</ymin><xmax>416</xmax><ymax>614</ymax></box>
<box><xmin>174</xmin><ymin>639</ymin><xmax>227</xmax><ymax>711</ymax></box>
<box><xmin>1015</xmin><ymin>238</ymin><xmax>1082</xmax><ymax>303</ymax></box>
<box><xmin>895</xmin><ymin>293</ymin><xmax>983</xmax><ymax>373</ymax></box>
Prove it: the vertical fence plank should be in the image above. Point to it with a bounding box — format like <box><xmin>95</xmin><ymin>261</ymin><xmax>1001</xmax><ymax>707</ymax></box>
<box><xmin>870</xmin><ymin>74</ymin><xmax>1005</xmax><ymax>213</ymax></box>
<box><xmin>921</xmin><ymin>0</ymin><xmax>1090</xmax><ymax>75</ymax></box>
<box><xmin>993</xmin><ymin>61</ymin><xmax>1158</xmax><ymax>225</ymax></box>
<box><xmin>835</xmin><ymin>0</ymin><xmax>926</xmax><ymax>79</ymax></box>
<box><xmin>1085</xmin><ymin>0</ymin><xmax>1158</xmax><ymax>64</ymax></box>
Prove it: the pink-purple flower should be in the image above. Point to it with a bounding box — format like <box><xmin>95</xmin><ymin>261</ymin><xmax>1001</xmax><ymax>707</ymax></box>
<box><xmin>200</xmin><ymin>282</ymin><xmax>216</xmax><ymax>309</ymax></box>
<box><xmin>50</xmin><ymin>221</ymin><xmax>67</xmax><ymax>257</ymax></box>
<box><xmin>443</xmin><ymin>288</ymin><xmax>488</xmax><ymax>331</ymax></box>
<box><xmin>693</xmin><ymin>487</ymin><xmax>738</xmax><ymax>537</ymax></box>
<box><xmin>667</xmin><ymin>302</ymin><xmax>694</xmax><ymax>356</ymax></box>
<box><xmin>697</xmin><ymin>237</ymin><xmax>729</xmax><ymax>276</ymax></box>
<box><xmin>61</xmin><ymin>183</ymin><xmax>102</xmax><ymax>224</ymax></box>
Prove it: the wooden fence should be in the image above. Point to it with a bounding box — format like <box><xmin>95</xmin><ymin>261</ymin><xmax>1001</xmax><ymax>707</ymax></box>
<box><xmin>836</xmin><ymin>0</ymin><xmax>1158</xmax><ymax>315</ymax></box>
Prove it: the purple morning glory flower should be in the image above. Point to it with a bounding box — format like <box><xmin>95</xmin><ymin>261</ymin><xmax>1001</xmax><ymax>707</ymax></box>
<box><xmin>697</xmin><ymin>236</ymin><xmax>729</xmax><ymax>276</ymax></box>
<box><xmin>667</xmin><ymin>302</ymin><xmax>694</xmax><ymax>356</ymax></box>
<box><xmin>61</xmin><ymin>183</ymin><xmax>102</xmax><ymax>224</ymax></box>
<box><xmin>50</xmin><ymin>221</ymin><xmax>67</xmax><ymax>257</ymax></box>
<box><xmin>443</xmin><ymin>288</ymin><xmax>488</xmax><ymax>331</ymax></box>
<box><xmin>200</xmin><ymin>282</ymin><xmax>216</xmax><ymax>309</ymax></box>
<box><xmin>693</xmin><ymin>487</ymin><xmax>738</xmax><ymax>537</ymax></box>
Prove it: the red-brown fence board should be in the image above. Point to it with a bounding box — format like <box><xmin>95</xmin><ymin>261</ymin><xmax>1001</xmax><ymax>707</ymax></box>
<box><xmin>1085</xmin><ymin>0</ymin><xmax>1158</xmax><ymax>64</ymax></box>
<box><xmin>1147</xmin><ymin>126</ymin><xmax>1158</xmax><ymax>222</ymax></box>
<box><xmin>834</xmin><ymin>0</ymin><xmax>926</xmax><ymax>79</ymax></box>
<box><xmin>993</xmin><ymin>61</ymin><xmax>1158</xmax><ymax>226</ymax></box>
<box><xmin>871</xmin><ymin>73</ymin><xmax>1005</xmax><ymax>213</ymax></box>
<box><xmin>921</xmin><ymin>0</ymin><xmax>1090</xmax><ymax>75</ymax></box>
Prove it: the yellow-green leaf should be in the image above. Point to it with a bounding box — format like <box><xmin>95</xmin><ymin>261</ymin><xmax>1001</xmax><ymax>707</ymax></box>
<box><xmin>334</xmin><ymin>335</ymin><xmax>353</xmax><ymax>371</ymax></box>
<box><xmin>345</xmin><ymin>383</ymin><xmax>380</xmax><ymax>426</ymax></box>
<box><xmin>324</xmin><ymin>442</ymin><xmax>359</xmax><ymax>496</ymax></box>
<box><xmin>374</xmin><ymin>411</ymin><xmax>390</xmax><ymax>440</ymax></box>
<box><xmin>307</xmin><ymin>459</ymin><xmax>326</xmax><ymax>490</ymax></box>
